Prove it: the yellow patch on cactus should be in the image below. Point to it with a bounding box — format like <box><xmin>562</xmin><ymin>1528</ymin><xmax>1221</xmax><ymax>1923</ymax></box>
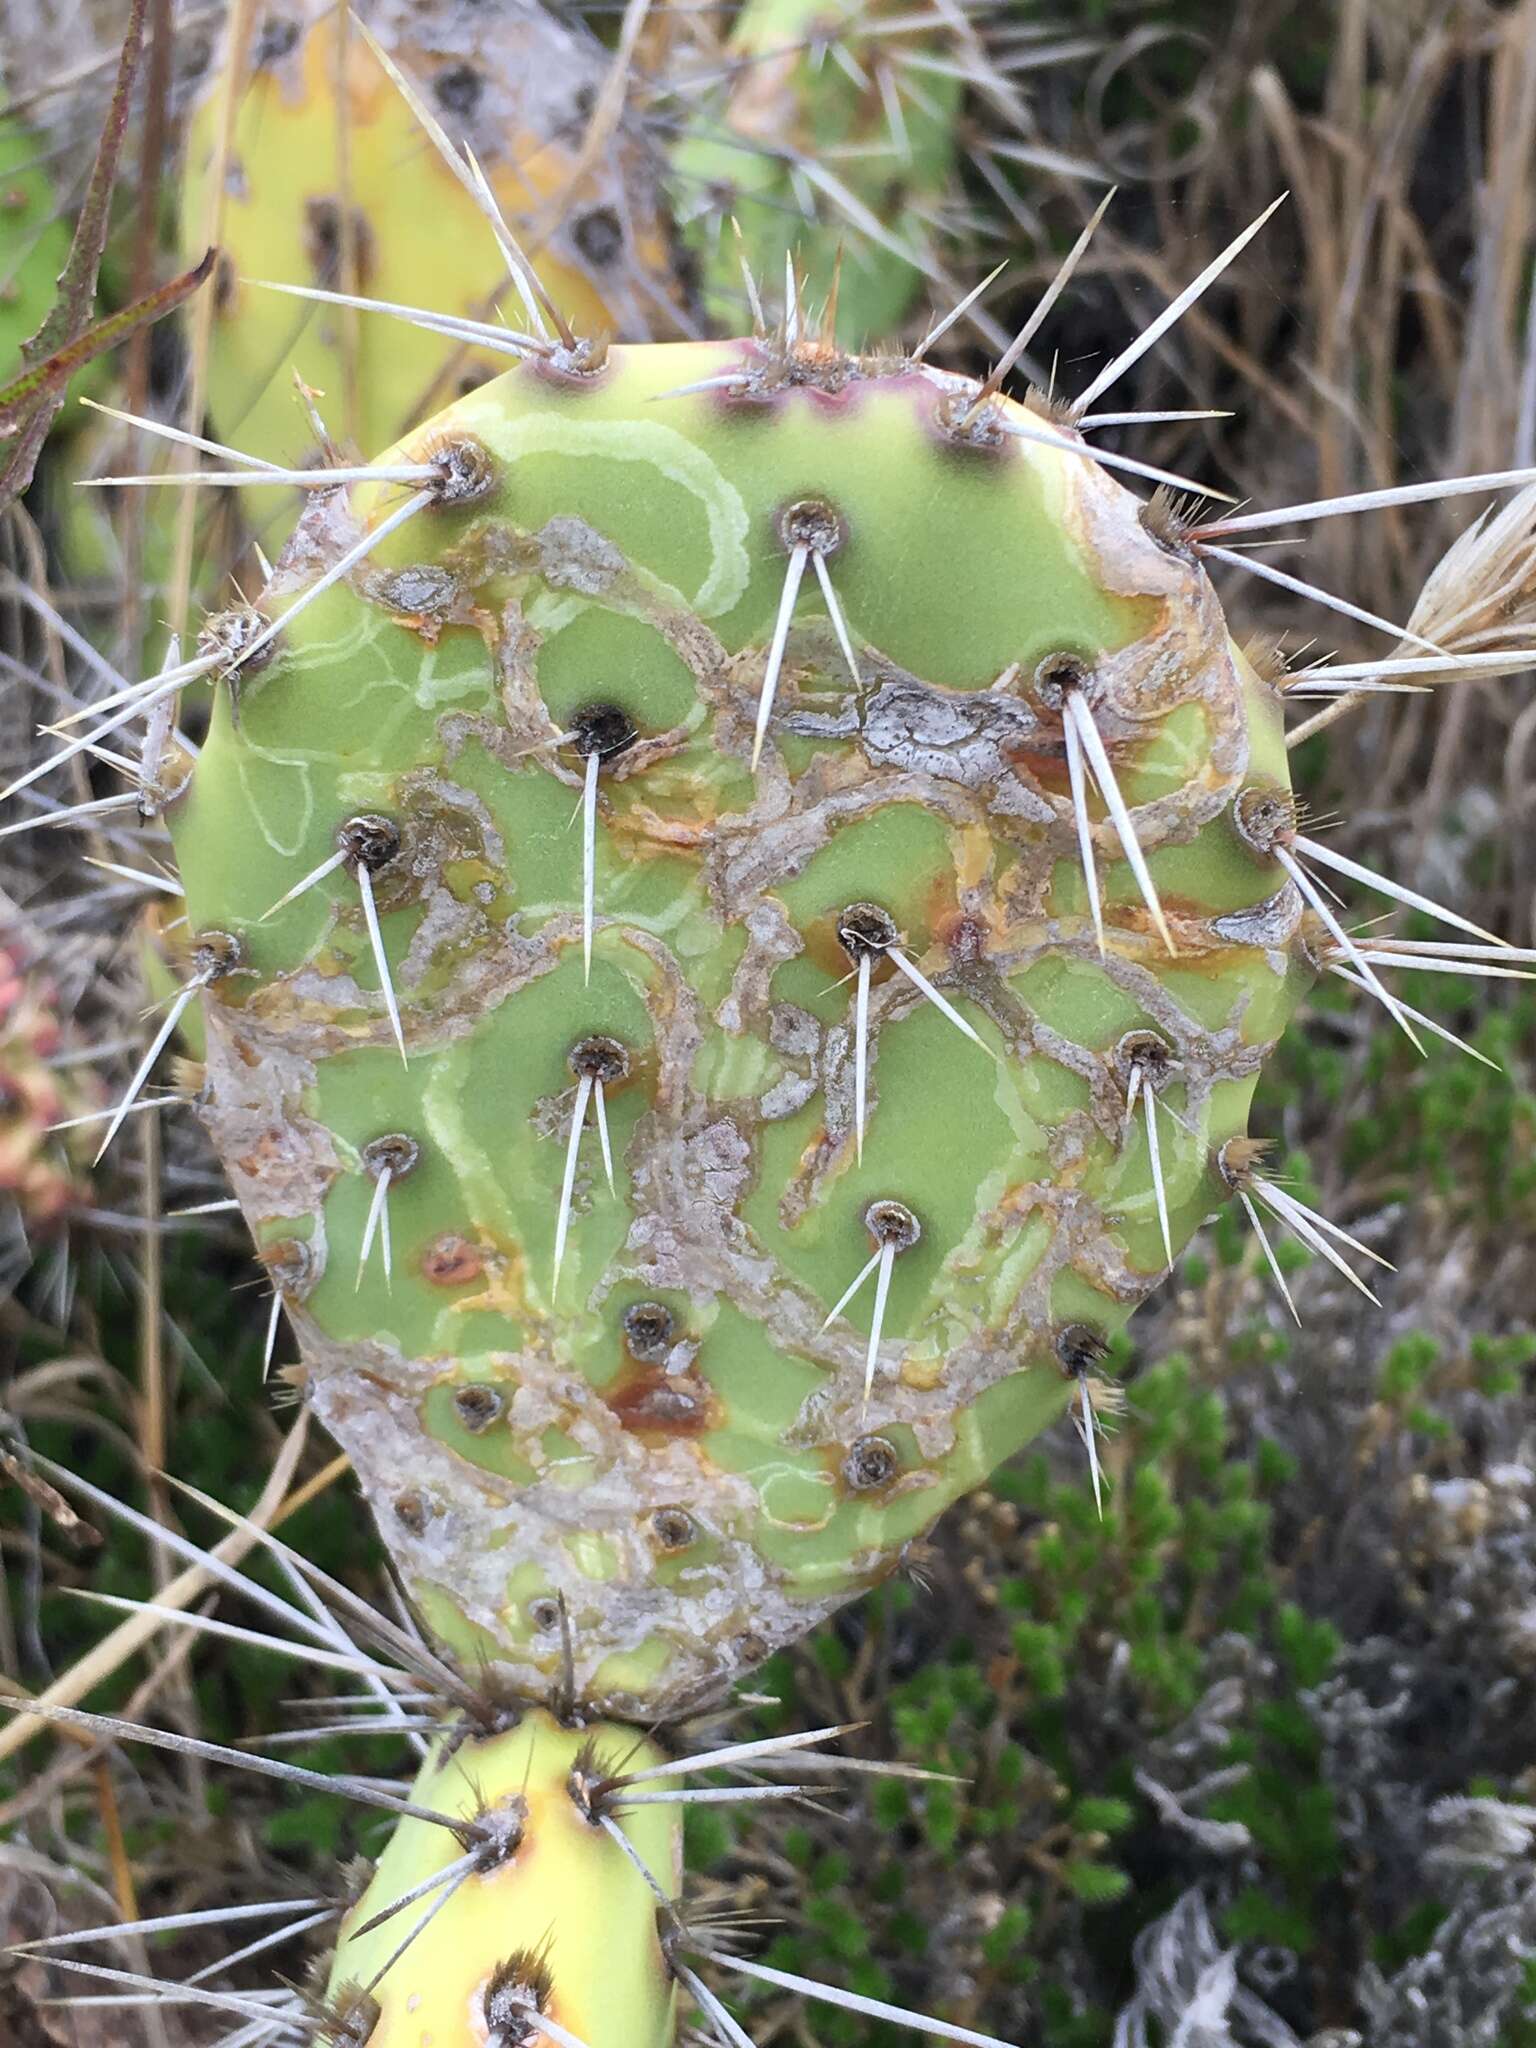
<box><xmin>329</xmin><ymin>1712</ymin><xmax>679</xmax><ymax>2048</ymax></box>
<box><xmin>181</xmin><ymin>5</ymin><xmax>683</xmax><ymax>479</ymax></box>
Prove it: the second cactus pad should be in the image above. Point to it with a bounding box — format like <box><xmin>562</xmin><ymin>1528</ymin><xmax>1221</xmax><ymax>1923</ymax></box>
<box><xmin>169</xmin><ymin>325</ymin><xmax>1306</xmax><ymax>1715</ymax></box>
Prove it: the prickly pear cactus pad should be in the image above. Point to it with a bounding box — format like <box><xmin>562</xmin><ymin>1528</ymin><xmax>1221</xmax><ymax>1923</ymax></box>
<box><xmin>324</xmin><ymin>1712</ymin><xmax>680</xmax><ymax>2048</ymax></box>
<box><xmin>0</xmin><ymin>108</ymin><xmax>75</xmax><ymax>378</ymax></box>
<box><xmin>167</xmin><ymin>324</ymin><xmax>1306</xmax><ymax>1717</ymax></box>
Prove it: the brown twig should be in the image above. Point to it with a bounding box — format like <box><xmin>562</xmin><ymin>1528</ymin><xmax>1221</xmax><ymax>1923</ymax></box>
<box><xmin>0</xmin><ymin>0</ymin><xmax>150</xmax><ymax>509</ymax></box>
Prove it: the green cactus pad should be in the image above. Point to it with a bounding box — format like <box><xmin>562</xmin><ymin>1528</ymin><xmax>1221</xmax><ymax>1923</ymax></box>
<box><xmin>0</xmin><ymin>106</ymin><xmax>79</xmax><ymax>382</ymax></box>
<box><xmin>169</xmin><ymin>326</ymin><xmax>1307</xmax><ymax>1715</ymax></box>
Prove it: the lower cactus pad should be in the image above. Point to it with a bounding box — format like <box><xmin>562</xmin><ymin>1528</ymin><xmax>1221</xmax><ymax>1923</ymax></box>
<box><xmin>325</xmin><ymin>1710</ymin><xmax>679</xmax><ymax>2048</ymax></box>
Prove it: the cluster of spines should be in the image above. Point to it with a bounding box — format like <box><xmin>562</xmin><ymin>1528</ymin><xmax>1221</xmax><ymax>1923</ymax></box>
<box><xmin>8</xmin><ymin>11</ymin><xmax>1536</xmax><ymax>2043</ymax></box>
<box><xmin>660</xmin><ymin>0</ymin><xmax>1119</xmax><ymax>349</ymax></box>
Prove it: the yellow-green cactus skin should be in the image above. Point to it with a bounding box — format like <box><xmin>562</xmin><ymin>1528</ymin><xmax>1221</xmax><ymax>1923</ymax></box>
<box><xmin>167</xmin><ymin>321</ymin><xmax>1307</xmax><ymax>1723</ymax></box>
<box><xmin>324</xmin><ymin>1712</ymin><xmax>679</xmax><ymax>2048</ymax></box>
<box><xmin>181</xmin><ymin>2</ymin><xmax>684</xmax><ymax>478</ymax></box>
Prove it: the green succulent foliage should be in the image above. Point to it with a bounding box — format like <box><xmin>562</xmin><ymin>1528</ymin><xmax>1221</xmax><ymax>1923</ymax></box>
<box><xmin>1330</xmin><ymin>962</ymin><xmax>1536</xmax><ymax>1216</ymax></box>
<box><xmin>670</xmin><ymin>0</ymin><xmax>964</xmax><ymax>341</ymax></box>
<box><xmin>167</xmin><ymin>325</ymin><xmax>1305</xmax><ymax>1720</ymax></box>
<box><xmin>690</xmin><ymin>1321</ymin><xmax>1536</xmax><ymax>2048</ymax></box>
